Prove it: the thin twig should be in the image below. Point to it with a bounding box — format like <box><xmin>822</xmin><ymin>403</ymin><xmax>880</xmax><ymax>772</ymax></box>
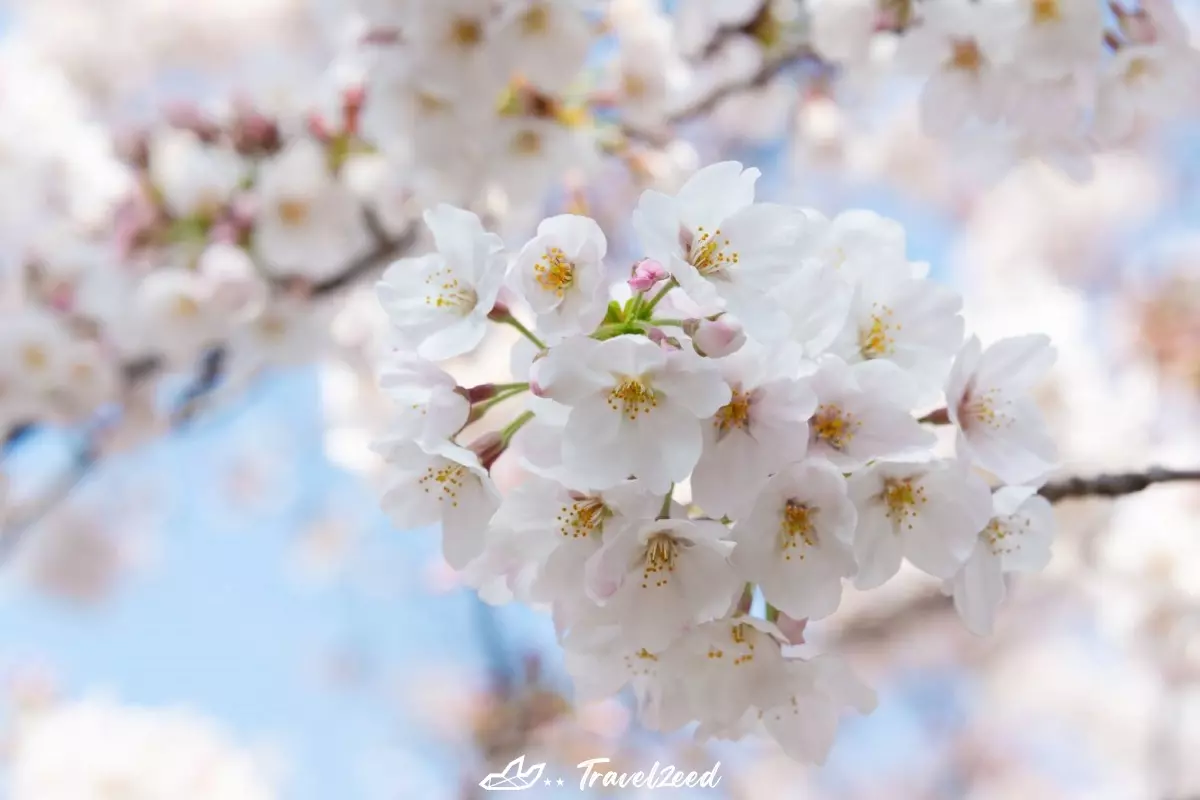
<box><xmin>621</xmin><ymin>42</ymin><xmax>816</xmax><ymax>145</ymax></box>
<box><xmin>1039</xmin><ymin>468</ymin><xmax>1200</xmax><ymax>502</ymax></box>
<box><xmin>0</xmin><ymin>446</ymin><xmax>97</xmax><ymax>563</ymax></box>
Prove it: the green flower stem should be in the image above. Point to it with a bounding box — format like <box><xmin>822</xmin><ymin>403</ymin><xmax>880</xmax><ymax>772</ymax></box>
<box><xmin>765</xmin><ymin>604</ymin><xmax>781</xmax><ymax>623</ymax></box>
<box><xmin>657</xmin><ymin>485</ymin><xmax>674</xmax><ymax>519</ymax></box>
<box><xmin>497</xmin><ymin>315</ymin><xmax>547</xmax><ymax>350</ymax></box>
<box><xmin>642</xmin><ymin>278</ymin><xmax>679</xmax><ymax>316</ymax></box>
<box><xmin>499</xmin><ymin>410</ymin><xmax>536</xmax><ymax>445</ymax></box>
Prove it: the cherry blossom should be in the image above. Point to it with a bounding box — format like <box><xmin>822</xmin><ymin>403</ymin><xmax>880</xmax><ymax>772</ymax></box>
<box><xmin>950</xmin><ymin>485</ymin><xmax>1056</xmax><ymax>635</ymax></box>
<box><xmin>849</xmin><ymin>458</ymin><xmax>993</xmax><ymax>589</ymax></box>
<box><xmin>533</xmin><ymin>334</ymin><xmax>731</xmax><ymax>493</ymax></box>
<box><xmin>946</xmin><ymin>334</ymin><xmax>1058</xmax><ymax>484</ymax></box>
<box><xmin>732</xmin><ymin>459</ymin><xmax>858</xmax><ymax>620</ymax></box>
<box><xmin>377</xmin><ymin>204</ymin><xmax>507</xmax><ymax>360</ymax></box>
<box><xmin>511</xmin><ymin>214</ymin><xmax>610</xmax><ymax>340</ymax></box>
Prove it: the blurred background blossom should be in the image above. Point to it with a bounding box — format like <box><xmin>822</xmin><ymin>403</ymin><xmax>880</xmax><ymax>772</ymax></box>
<box><xmin>1</xmin><ymin>0</ymin><xmax>1200</xmax><ymax>798</ymax></box>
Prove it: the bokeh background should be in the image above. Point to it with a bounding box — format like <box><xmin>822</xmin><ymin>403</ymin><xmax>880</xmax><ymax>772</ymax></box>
<box><xmin>2</xmin><ymin>0</ymin><xmax>1200</xmax><ymax>798</ymax></box>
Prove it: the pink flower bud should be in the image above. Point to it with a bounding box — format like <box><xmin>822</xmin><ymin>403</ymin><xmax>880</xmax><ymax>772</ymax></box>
<box><xmin>628</xmin><ymin>258</ymin><xmax>669</xmax><ymax>292</ymax></box>
<box><xmin>687</xmin><ymin>317</ymin><xmax>746</xmax><ymax>358</ymax></box>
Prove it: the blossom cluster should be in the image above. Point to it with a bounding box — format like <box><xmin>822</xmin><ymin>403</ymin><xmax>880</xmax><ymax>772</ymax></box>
<box><xmin>813</xmin><ymin>0</ymin><xmax>1200</xmax><ymax>177</ymax></box>
<box><xmin>374</xmin><ymin>160</ymin><xmax>1059</xmax><ymax>762</ymax></box>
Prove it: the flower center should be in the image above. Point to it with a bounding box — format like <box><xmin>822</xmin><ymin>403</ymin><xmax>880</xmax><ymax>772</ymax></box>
<box><xmin>172</xmin><ymin>295</ymin><xmax>201</xmax><ymax>319</ymax></box>
<box><xmin>21</xmin><ymin>343</ymin><xmax>48</xmax><ymax>371</ymax></box>
<box><xmin>686</xmin><ymin>225</ymin><xmax>740</xmax><ymax>278</ymax></box>
<box><xmin>983</xmin><ymin>515</ymin><xmax>1030</xmax><ymax>556</ymax></box>
<box><xmin>859</xmin><ymin>306</ymin><xmax>899</xmax><ymax>359</ymax></box>
<box><xmin>558</xmin><ymin>496</ymin><xmax>608</xmax><ymax>539</ymax></box>
<box><xmin>415</xmin><ymin>91</ymin><xmax>450</xmax><ymax>114</ymax></box>
<box><xmin>417</xmin><ymin>462</ymin><xmax>468</xmax><ymax>507</ymax></box>
<box><xmin>450</xmin><ymin>17</ymin><xmax>484</xmax><ymax>48</ymax></box>
<box><xmin>812</xmin><ymin>403</ymin><xmax>859</xmax><ymax>451</ymax></box>
<box><xmin>1031</xmin><ymin>0</ymin><xmax>1061</xmax><ymax>24</ymax></box>
<box><xmin>641</xmin><ymin>532</ymin><xmax>677</xmax><ymax>588</ymax></box>
<box><xmin>714</xmin><ymin>388</ymin><xmax>752</xmax><ymax>434</ymax></box>
<box><xmin>779</xmin><ymin>500</ymin><xmax>818</xmax><ymax>561</ymax></box>
<box><xmin>623</xmin><ymin>648</ymin><xmax>659</xmax><ymax>677</ymax></box>
<box><xmin>608</xmin><ymin>376</ymin><xmax>658</xmax><ymax>420</ymax></box>
<box><xmin>884</xmin><ymin>478</ymin><xmax>927</xmax><ymax>529</ymax></box>
<box><xmin>521</xmin><ymin>4</ymin><xmax>550</xmax><ymax>34</ymax></box>
<box><xmin>259</xmin><ymin>314</ymin><xmax>288</xmax><ymax>340</ymax></box>
<box><xmin>423</xmin><ymin>266</ymin><xmax>478</xmax><ymax>315</ymax></box>
<box><xmin>621</xmin><ymin>71</ymin><xmax>648</xmax><ymax>99</ymax></box>
<box><xmin>948</xmin><ymin>40</ymin><xmax>983</xmax><ymax>73</ymax></box>
<box><xmin>534</xmin><ymin>246</ymin><xmax>574</xmax><ymax>297</ymax></box>
<box><xmin>959</xmin><ymin>386</ymin><xmax>1011</xmax><ymax>431</ymax></box>
<box><xmin>277</xmin><ymin>198</ymin><xmax>310</xmax><ymax>227</ymax></box>
<box><xmin>510</xmin><ymin>129</ymin><xmax>543</xmax><ymax>156</ymax></box>
<box><xmin>1124</xmin><ymin>56</ymin><xmax>1156</xmax><ymax>85</ymax></box>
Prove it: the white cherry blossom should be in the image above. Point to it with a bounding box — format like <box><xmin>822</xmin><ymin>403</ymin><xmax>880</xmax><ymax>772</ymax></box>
<box><xmin>946</xmin><ymin>334</ymin><xmax>1058</xmax><ymax>484</ymax></box>
<box><xmin>493</xmin><ymin>0</ymin><xmax>592</xmax><ymax>94</ymax></box>
<box><xmin>633</xmin><ymin>161</ymin><xmax>807</xmax><ymax>340</ymax></box>
<box><xmin>806</xmin><ymin>356</ymin><xmax>935</xmax><ymax>470</ymax></box>
<box><xmin>690</xmin><ymin>344</ymin><xmax>816</xmax><ymax>518</ymax></box>
<box><xmin>377</xmin><ymin>204</ymin><xmax>507</xmax><ymax>361</ymax></box>
<box><xmin>377</xmin><ymin>440</ymin><xmax>500</xmax><ymax>569</ymax></box>
<box><xmin>254</xmin><ymin>138</ymin><xmax>371</xmax><ymax>282</ymax></box>
<box><xmin>511</xmin><ymin>213</ymin><xmax>609</xmax><ymax>339</ymax></box>
<box><xmin>849</xmin><ymin>458</ymin><xmax>993</xmax><ymax>589</ymax></box>
<box><xmin>950</xmin><ymin>485</ymin><xmax>1055</xmax><ymax>635</ymax></box>
<box><xmin>1009</xmin><ymin>0</ymin><xmax>1104</xmax><ymax>81</ymax></box>
<box><xmin>757</xmin><ymin>656</ymin><xmax>877</xmax><ymax>764</ymax></box>
<box><xmin>830</xmin><ymin>273</ymin><xmax>965</xmax><ymax>395</ymax></box>
<box><xmin>148</xmin><ymin>128</ymin><xmax>244</xmax><ymax>219</ymax></box>
<box><xmin>583</xmin><ymin>516</ymin><xmax>739</xmax><ymax>651</ymax></box>
<box><xmin>732</xmin><ymin>459</ymin><xmax>858</xmax><ymax>621</ymax></box>
<box><xmin>660</xmin><ymin>617</ymin><xmax>791</xmax><ymax>730</ymax></box>
<box><xmin>533</xmin><ymin>334</ymin><xmax>731</xmax><ymax>493</ymax></box>
<box><xmin>374</xmin><ymin>356</ymin><xmax>469</xmax><ymax>448</ymax></box>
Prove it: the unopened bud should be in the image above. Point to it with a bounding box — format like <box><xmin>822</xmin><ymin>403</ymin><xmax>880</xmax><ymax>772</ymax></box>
<box><xmin>628</xmin><ymin>258</ymin><xmax>669</xmax><ymax>292</ymax></box>
<box><xmin>686</xmin><ymin>316</ymin><xmax>745</xmax><ymax>358</ymax></box>
<box><xmin>469</xmin><ymin>432</ymin><xmax>506</xmax><ymax>471</ymax></box>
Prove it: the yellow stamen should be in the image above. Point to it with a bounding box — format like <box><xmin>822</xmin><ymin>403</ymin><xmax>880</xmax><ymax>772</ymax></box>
<box><xmin>1031</xmin><ymin>0</ymin><xmax>1061</xmax><ymax>24</ymax></box>
<box><xmin>511</xmin><ymin>129</ymin><xmax>543</xmax><ymax>156</ymax></box>
<box><xmin>714</xmin><ymin>388</ymin><xmax>752</xmax><ymax>434</ymax></box>
<box><xmin>21</xmin><ymin>344</ymin><xmax>48</xmax><ymax>371</ymax></box>
<box><xmin>812</xmin><ymin>403</ymin><xmax>859</xmax><ymax>451</ymax></box>
<box><xmin>277</xmin><ymin>199</ymin><xmax>310</xmax><ymax>227</ymax></box>
<box><xmin>556</xmin><ymin>496</ymin><xmax>608</xmax><ymax>539</ymax></box>
<box><xmin>534</xmin><ymin>246</ymin><xmax>574</xmax><ymax>297</ymax></box>
<box><xmin>607</xmin><ymin>377</ymin><xmax>658</xmax><ymax>420</ymax></box>
<box><xmin>949</xmin><ymin>40</ymin><xmax>983</xmax><ymax>73</ymax></box>
<box><xmin>423</xmin><ymin>266</ymin><xmax>478</xmax><ymax>314</ymax></box>
<box><xmin>884</xmin><ymin>477</ymin><xmax>927</xmax><ymax>530</ymax></box>
<box><xmin>521</xmin><ymin>4</ymin><xmax>550</xmax><ymax>34</ymax></box>
<box><xmin>451</xmin><ymin>17</ymin><xmax>484</xmax><ymax>47</ymax></box>
<box><xmin>779</xmin><ymin>500</ymin><xmax>818</xmax><ymax>561</ymax></box>
<box><xmin>859</xmin><ymin>305</ymin><xmax>900</xmax><ymax>359</ymax></box>
<box><xmin>687</xmin><ymin>225</ymin><xmax>740</xmax><ymax>278</ymax></box>
<box><xmin>417</xmin><ymin>462</ymin><xmax>468</xmax><ymax>508</ymax></box>
<box><xmin>641</xmin><ymin>532</ymin><xmax>677</xmax><ymax>589</ymax></box>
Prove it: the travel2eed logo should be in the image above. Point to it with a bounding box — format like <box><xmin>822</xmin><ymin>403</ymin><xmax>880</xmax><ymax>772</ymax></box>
<box><xmin>479</xmin><ymin>755</ymin><xmax>723</xmax><ymax>792</ymax></box>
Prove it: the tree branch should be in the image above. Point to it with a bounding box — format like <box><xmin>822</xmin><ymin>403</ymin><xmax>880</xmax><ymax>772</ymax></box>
<box><xmin>1040</xmin><ymin>468</ymin><xmax>1200</xmax><ymax>502</ymax></box>
<box><xmin>621</xmin><ymin>42</ymin><xmax>817</xmax><ymax>145</ymax></box>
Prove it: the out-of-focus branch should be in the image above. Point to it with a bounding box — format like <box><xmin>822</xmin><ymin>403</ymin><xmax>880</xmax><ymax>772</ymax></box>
<box><xmin>1039</xmin><ymin>468</ymin><xmax>1200</xmax><ymax>502</ymax></box>
<box><xmin>0</xmin><ymin>215</ymin><xmax>417</xmax><ymax>563</ymax></box>
<box><xmin>621</xmin><ymin>41</ymin><xmax>817</xmax><ymax>145</ymax></box>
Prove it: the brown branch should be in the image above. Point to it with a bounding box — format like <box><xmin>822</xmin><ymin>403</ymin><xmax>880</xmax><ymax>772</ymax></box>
<box><xmin>621</xmin><ymin>42</ymin><xmax>817</xmax><ymax>145</ymax></box>
<box><xmin>1040</xmin><ymin>468</ymin><xmax>1200</xmax><ymax>502</ymax></box>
